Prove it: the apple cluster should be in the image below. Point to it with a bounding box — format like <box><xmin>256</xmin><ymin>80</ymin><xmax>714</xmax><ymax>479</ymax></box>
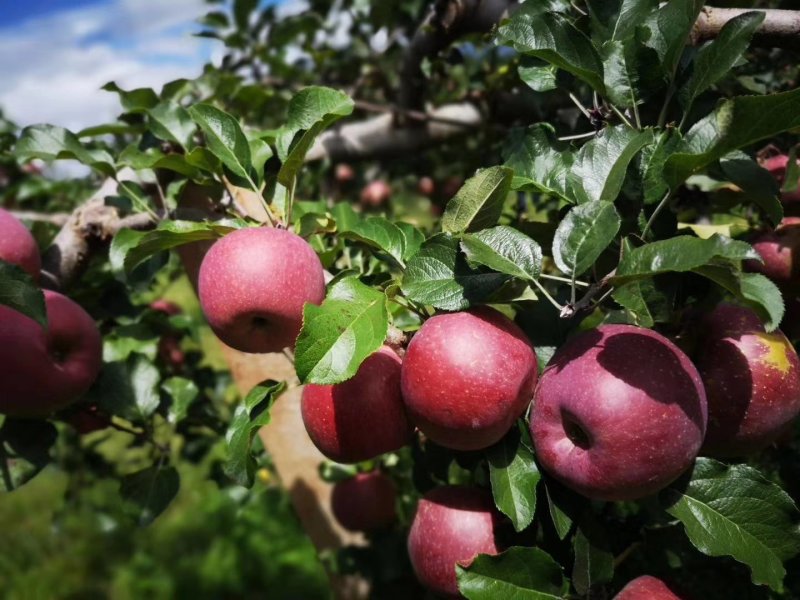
<box><xmin>0</xmin><ymin>209</ymin><xmax>103</xmax><ymax>418</ymax></box>
<box><xmin>192</xmin><ymin>222</ymin><xmax>800</xmax><ymax>598</ymax></box>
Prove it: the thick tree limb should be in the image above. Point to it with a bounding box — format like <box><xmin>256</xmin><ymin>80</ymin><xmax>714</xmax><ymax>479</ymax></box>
<box><xmin>693</xmin><ymin>7</ymin><xmax>800</xmax><ymax>49</ymax></box>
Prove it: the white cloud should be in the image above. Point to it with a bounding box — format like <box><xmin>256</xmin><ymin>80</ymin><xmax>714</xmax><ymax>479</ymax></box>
<box><xmin>0</xmin><ymin>0</ymin><xmax>215</xmax><ymax>130</ymax></box>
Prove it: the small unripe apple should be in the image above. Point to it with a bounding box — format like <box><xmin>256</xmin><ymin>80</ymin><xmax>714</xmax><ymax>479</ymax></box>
<box><xmin>531</xmin><ymin>324</ymin><xmax>707</xmax><ymax>501</ymax></box>
<box><xmin>614</xmin><ymin>575</ymin><xmax>685</xmax><ymax>600</ymax></box>
<box><xmin>418</xmin><ymin>176</ymin><xmax>435</xmax><ymax>197</ymax></box>
<box><xmin>360</xmin><ymin>180</ymin><xmax>391</xmax><ymax>208</ymax></box>
<box><xmin>401</xmin><ymin>306</ymin><xmax>537</xmax><ymax>451</ymax></box>
<box><xmin>0</xmin><ymin>290</ymin><xmax>102</xmax><ymax>417</ymax></box>
<box><xmin>198</xmin><ymin>227</ymin><xmax>325</xmax><ymax>353</ymax></box>
<box><xmin>302</xmin><ymin>346</ymin><xmax>412</xmax><ymax>463</ymax></box>
<box><xmin>407</xmin><ymin>486</ymin><xmax>501</xmax><ymax>599</ymax></box>
<box><xmin>331</xmin><ymin>471</ymin><xmax>397</xmax><ymax>532</ymax></box>
<box><xmin>746</xmin><ymin>217</ymin><xmax>800</xmax><ymax>289</ymax></box>
<box><xmin>761</xmin><ymin>153</ymin><xmax>800</xmax><ymax>204</ymax></box>
<box><xmin>694</xmin><ymin>304</ymin><xmax>800</xmax><ymax>457</ymax></box>
<box><xmin>0</xmin><ymin>208</ymin><xmax>41</xmax><ymax>281</ymax></box>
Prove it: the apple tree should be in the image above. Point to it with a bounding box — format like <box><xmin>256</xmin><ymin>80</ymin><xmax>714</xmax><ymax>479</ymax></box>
<box><xmin>2</xmin><ymin>0</ymin><xmax>800</xmax><ymax>598</ymax></box>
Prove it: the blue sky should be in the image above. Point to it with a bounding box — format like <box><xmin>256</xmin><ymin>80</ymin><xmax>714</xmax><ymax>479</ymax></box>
<box><xmin>0</xmin><ymin>0</ymin><xmax>296</xmax><ymax>130</ymax></box>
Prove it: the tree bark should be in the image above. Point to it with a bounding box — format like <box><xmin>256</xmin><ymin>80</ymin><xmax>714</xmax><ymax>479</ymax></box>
<box><xmin>692</xmin><ymin>7</ymin><xmax>800</xmax><ymax>49</ymax></box>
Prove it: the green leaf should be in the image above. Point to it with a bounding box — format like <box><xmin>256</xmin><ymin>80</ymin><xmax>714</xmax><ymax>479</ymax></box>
<box><xmin>502</xmin><ymin>125</ymin><xmax>573</xmax><ymax>200</ymax></box>
<box><xmin>719</xmin><ymin>153</ymin><xmax>782</xmax><ymax>226</ymax></box>
<box><xmin>0</xmin><ymin>262</ymin><xmax>46</xmax><ymax>327</ymax></box>
<box><xmin>612</xmin><ymin>0</ymin><xmax>659</xmax><ymax>41</ymax></box>
<box><xmin>664</xmin><ymin>88</ymin><xmax>800</xmax><ymax>188</ymax></box>
<box><xmin>457</xmin><ymin>547</ymin><xmax>568</xmax><ymax>600</ymax></box>
<box><xmin>679</xmin><ymin>11</ymin><xmax>764</xmax><ymax>110</ymax></box>
<box><xmin>612</xmin><ymin>280</ymin><xmax>655</xmax><ymax>327</ymax></box>
<box><xmin>461</xmin><ymin>226</ymin><xmax>543</xmax><ymax>282</ymax></box>
<box><xmin>120</xmin><ymin>465</ymin><xmax>180</xmax><ymax>526</ymax></box>
<box><xmin>147</xmin><ymin>101</ymin><xmax>196</xmax><ymax>149</ymax></box>
<box><xmin>642</xmin><ymin>0</ymin><xmax>704</xmax><ymax>79</ymax></box>
<box><xmin>86</xmin><ymin>358</ymin><xmax>160</xmax><ymax>423</ymax></box>
<box><xmin>402</xmin><ymin>235</ymin><xmax>508</xmax><ymax>311</ymax></box>
<box><xmin>233</xmin><ymin>0</ymin><xmax>258</xmax><ymax>30</ymax></box>
<box><xmin>249</xmin><ymin>138</ymin><xmax>273</xmax><ymax>186</ymax></box>
<box><xmin>572</xmin><ymin>525</ymin><xmax>614</xmax><ymax>595</ymax></box>
<box><xmin>396</xmin><ymin>222</ymin><xmax>425</xmax><ymax>261</ymax></box>
<box><xmin>15</xmin><ymin>124</ymin><xmax>116</xmax><ymax>176</ymax></box>
<box><xmin>518</xmin><ymin>62</ymin><xmax>558</xmax><ymax>92</ymax></box>
<box><xmin>693</xmin><ymin>267</ymin><xmax>784</xmax><ymax>332</ymax></box>
<box><xmin>639</xmin><ymin>130</ymin><xmax>683</xmax><ymax>204</ymax></box>
<box><xmin>117</xmin><ymin>145</ymin><xmax>201</xmax><ymax>178</ymax></box>
<box><xmin>613</xmin><ymin>234</ymin><xmax>759</xmax><ymax>283</ymax></box>
<box><xmin>546</xmin><ymin>484</ymin><xmax>574</xmax><ymax>540</ymax></box>
<box><xmin>497</xmin><ymin>8</ymin><xmax>605</xmax><ymax>93</ymax></box>
<box><xmin>276</xmin><ymin>87</ymin><xmax>354</xmax><ymax>187</ymax></box>
<box><xmin>103</xmin><ymin>324</ymin><xmax>158</xmax><ymax>362</ymax></box>
<box><xmin>340</xmin><ymin>217</ymin><xmax>407</xmax><ymax>267</ymax></box>
<box><xmin>661</xmin><ymin>458</ymin><xmax>800</xmax><ymax>592</ymax></box>
<box><xmin>487</xmin><ymin>427</ymin><xmax>541</xmax><ymax>532</ymax></box>
<box><xmin>441</xmin><ymin>167</ymin><xmax>513</xmax><ymax>233</ymax></box>
<box><xmin>188</xmin><ymin>104</ymin><xmax>253</xmax><ymax>182</ymax></box>
<box><xmin>553</xmin><ymin>202</ymin><xmax>621</xmax><ymax>278</ymax></box>
<box><xmin>600</xmin><ymin>40</ymin><xmax>639</xmax><ymax>109</ymax></box>
<box><xmin>0</xmin><ymin>419</ymin><xmax>57</xmax><ymax>492</ymax></box>
<box><xmin>570</xmin><ymin>126</ymin><xmax>652</xmax><ymax>204</ymax></box>
<box><xmin>225</xmin><ymin>380</ymin><xmax>285</xmax><ymax>487</ymax></box>
<box><xmin>102</xmin><ymin>82</ymin><xmax>158</xmax><ymax>112</ymax></box>
<box><xmin>163</xmin><ymin>377</ymin><xmax>199</xmax><ymax>424</ymax></box>
<box><xmin>294</xmin><ymin>277</ymin><xmax>389</xmax><ymax>385</ymax></box>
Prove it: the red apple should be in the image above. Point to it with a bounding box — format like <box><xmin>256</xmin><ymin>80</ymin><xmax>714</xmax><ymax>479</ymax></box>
<box><xmin>149</xmin><ymin>299</ymin><xmax>182</xmax><ymax>316</ymax></box>
<box><xmin>198</xmin><ymin>227</ymin><xmax>325</xmax><ymax>353</ymax></box>
<box><xmin>761</xmin><ymin>153</ymin><xmax>800</xmax><ymax>204</ymax></box>
<box><xmin>334</xmin><ymin>163</ymin><xmax>356</xmax><ymax>184</ymax></box>
<box><xmin>331</xmin><ymin>471</ymin><xmax>397</xmax><ymax>532</ymax></box>
<box><xmin>64</xmin><ymin>404</ymin><xmax>110</xmax><ymax>434</ymax></box>
<box><xmin>614</xmin><ymin>575</ymin><xmax>685</xmax><ymax>600</ymax></box>
<box><xmin>530</xmin><ymin>325</ymin><xmax>707</xmax><ymax>501</ymax></box>
<box><xmin>360</xmin><ymin>180</ymin><xmax>391</xmax><ymax>208</ymax></box>
<box><xmin>0</xmin><ymin>208</ymin><xmax>41</xmax><ymax>281</ymax></box>
<box><xmin>746</xmin><ymin>217</ymin><xmax>800</xmax><ymax>290</ymax></box>
<box><xmin>418</xmin><ymin>176</ymin><xmax>435</xmax><ymax>197</ymax></box>
<box><xmin>694</xmin><ymin>304</ymin><xmax>800</xmax><ymax>457</ymax></box>
<box><xmin>302</xmin><ymin>346</ymin><xmax>412</xmax><ymax>463</ymax></box>
<box><xmin>400</xmin><ymin>306</ymin><xmax>537</xmax><ymax>451</ymax></box>
<box><xmin>407</xmin><ymin>486</ymin><xmax>501</xmax><ymax>599</ymax></box>
<box><xmin>0</xmin><ymin>290</ymin><xmax>102</xmax><ymax>417</ymax></box>
<box><xmin>150</xmin><ymin>299</ymin><xmax>186</xmax><ymax>369</ymax></box>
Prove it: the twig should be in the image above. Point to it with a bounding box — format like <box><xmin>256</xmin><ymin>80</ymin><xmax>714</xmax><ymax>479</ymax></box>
<box><xmin>532</xmin><ymin>279</ymin><xmax>565</xmax><ymax>312</ymax></box>
<box><xmin>540</xmin><ymin>273</ymin><xmax>590</xmax><ymax>287</ymax></box>
<box><xmin>559</xmin><ymin>270</ymin><xmax>616</xmax><ymax>319</ymax></box>
<box><xmin>558</xmin><ymin>131</ymin><xmax>597</xmax><ymax>142</ymax></box>
<box><xmin>643</xmin><ymin>190</ymin><xmax>673</xmax><ymax>238</ymax></box>
<box><xmin>353</xmin><ymin>99</ymin><xmax>476</xmax><ymax>129</ymax></box>
<box><xmin>8</xmin><ymin>210</ymin><xmax>70</xmax><ymax>226</ymax></box>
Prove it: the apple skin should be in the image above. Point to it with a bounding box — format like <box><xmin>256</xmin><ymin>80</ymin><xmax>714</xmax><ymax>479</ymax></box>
<box><xmin>694</xmin><ymin>304</ymin><xmax>800</xmax><ymax>457</ymax></box>
<box><xmin>0</xmin><ymin>290</ymin><xmax>102</xmax><ymax>417</ymax></box>
<box><xmin>198</xmin><ymin>227</ymin><xmax>325</xmax><ymax>353</ymax></box>
<box><xmin>400</xmin><ymin>306</ymin><xmax>537</xmax><ymax>451</ymax></box>
<box><xmin>614</xmin><ymin>575</ymin><xmax>684</xmax><ymax>600</ymax></box>
<box><xmin>407</xmin><ymin>486</ymin><xmax>501</xmax><ymax>599</ymax></box>
<box><xmin>746</xmin><ymin>217</ymin><xmax>800</xmax><ymax>290</ymax></box>
<box><xmin>0</xmin><ymin>208</ymin><xmax>41</xmax><ymax>281</ymax></box>
<box><xmin>302</xmin><ymin>346</ymin><xmax>413</xmax><ymax>463</ymax></box>
<box><xmin>530</xmin><ymin>324</ymin><xmax>707</xmax><ymax>501</ymax></box>
<box><xmin>331</xmin><ymin>471</ymin><xmax>397</xmax><ymax>532</ymax></box>
<box><xmin>762</xmin><ymin>154</ymin><xmax>800</xmax><ymax>204</ymax></box>
<box><xmin>360</xmin><ymin>180</ymin><xmax>392</xmax><ymax>208</ymax></box>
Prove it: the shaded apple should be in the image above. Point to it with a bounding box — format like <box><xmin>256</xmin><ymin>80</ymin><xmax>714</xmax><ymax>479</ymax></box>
<box><xmin>694</xmin><ymin>303</ymin><xmax>800</xmax><ymax>457</ymax></box>
<box><xmin>530</xmin><ymin>324</ymin><xmax>707</xmax><ymax>501</ymax></box>
<box><xmin>302</xmin><ymin>346</ymin><xmax>412</xmax><ymax>463</ymax></box>
<box><xmin>0</xmin><ymin>208</ymin><xmax>41</xmax><ymax>281</ymax></box>
<box><xmin>334</xmin><ymin>163</ymin><xmax>356</xmax><ymax>184</ymax></box>
<box><xmin>761</xmin><ymin>153</ymin><xmax>800</xmax><ymax>204</ymax></box>
<box><xmin>745</xmin><ymin>217</ymin><xmax>800</xmax><ymax>290</ymax></box>
<box><xmin>198</xmin><ymin>227</ymin><xmax>325</xmax><ymax>353</ymax></box>
<box><xmin>400</xmin><ymin>306</ymin><xmax>537</xmax><ymax>451</ymax></box>
<box><xmin>407</xmin><ymin>486</ymin><xmax>501</xmax><ymax>599</ymax></box>
<box><xmin>64</xmin><ymin>404</ymin><xmax>110</xmax><ymax>435</ymax></box>
<box><xmin>150</xmin><ymin>299</ymin><xmax>185</xmax><ymax>369</ymax></box>
<box><xmin>0</xmin><ymin>290</ymin><xmax>102</xmax><ymax>417</ymax></box>
<box><xmin>360</xmin><ymin>180</ymin><xmax>391</xmax><ymax>208</ymax></box>
<box><xmin>331</xmin><ymin>471</ymin><xmax>397</xmax><ymax>532</ymax></box>
<box><xmin>614</xmin><ymin>575</ymin><xmax>685</xmax><ymax>600</ymax></box>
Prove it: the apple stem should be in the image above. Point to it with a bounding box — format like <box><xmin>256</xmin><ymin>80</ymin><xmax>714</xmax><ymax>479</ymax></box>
<box><xmin>532</xmin><ymin>279</ymin><xmax>564</xmax><ymax>312</ymax></box>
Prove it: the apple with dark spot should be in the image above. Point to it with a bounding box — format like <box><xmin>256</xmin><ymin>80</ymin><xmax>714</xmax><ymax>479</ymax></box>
<box><xmin>302</xmin><ymin>346</ymin><xmax>412</xmax><ymax>463</ymax></box>
<box><xmin>0</xmin><ymin>290</ymin><xmax>102</xmax><ymax>417</ymax></box>
<box><xmin>401</xmin><ymin>306</ymin><xmax>537</xmax><ymax>451</ymax></box>
<box><xmin>198</xmin><ymin>227</ymin><xmax>325</xmax><ymax>353</ymax></box>
<box><xmin>331</xmin><ymin>471</ymin><xmax>397</xmax><ymax>532</ymax></box>
<box><xmin>0</xmin><ymin>208</ymin><xmax>41</xmax><ymax>281</ymax></box>
<box><xmin>530</xmin><ymin>324</ymin><xmax>707</xmax><ymax>501</ymax></box>
<box><xmin>693</xmin><ymin>303</ymin><xmax>800</xmax><ymax>457</ymax></box>
<box><xmin>407</xmin><ymin>486</ymin><xmax>501</xmax><ymax>599</ymax></box>
<box><xmin>614</xmin><ymin>575</ymin><xmax>685</xmax><ymax>600</ymax></box>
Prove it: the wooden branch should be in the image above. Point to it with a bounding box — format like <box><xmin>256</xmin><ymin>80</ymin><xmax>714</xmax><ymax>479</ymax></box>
<box><xmin>693</xmin><ymin>7</ymin><xmax>800</xmax><ymax>49</ymax></box>
<box><xmin>8</xmin><ymin>211</ymin><xmax>70</xmax><ymax>226</ymax></box>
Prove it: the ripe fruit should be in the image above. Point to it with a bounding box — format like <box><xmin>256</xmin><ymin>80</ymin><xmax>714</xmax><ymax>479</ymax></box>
<box><xmin>614</xmin><ymin>575</ymin><xmax>684</xmax><ymax>600</ymax></box>
<box><xmin>418</xmin><ymin>176</ymin><xmax>435</xmax><ymax>197</ymax></box>
<box><xmin>331</xmin><ymin>471</ymin><xmax>397</xmax><ymax>532</ymax></box>
<box><xmin>150</xmin><ymin>299</ymin><xmax>182</xmax><ymax>316</ymax></box>
<box><xmin>150</xmin><ymin>299</ymin><xmax>185</xmax><ymax>369</ymax></box>
<box><xmin>694</xmin><ymin>304</ymin><xmax>800</xmax><ymax>457</ymax></box>
<box><xmin>400</xmin><ymin>307</ymin><xmax>537</xmax><ymax>451</ymax></box>
<box><xmin>407</xmin><ymin>486</ymin><xmax>501</xmax><ymax>598</ymax></box>
<box><xmin>0</xmin><ymin>208</ymin><xmax>41</xmax><ymax>280</ymax></box>
<box><xmin>64</xmin><ymin>404</ymin><xmax>109</xmax><ymax>434</ymax></box>
<box><xmin>334</xmin><ymin>163</ymin><xmax>356</xmax><ymax>184</ymax></box>
<box><xmin>198</xmin><ymin>227</ymin><xmax>325</xmax><ymax>353</ymax></box>
<box><xmin>530</xmin><ymin>325</ymin><xmax>707</xmax><ymax>501</ymax></box>
<box><xmin>360</xmin><ymin>180</ymin><xmax>391</xmax><ymax>208</ymax></box>
<box><xmin>0</xmin><ymin>290</ymin><xmax>102</xmax><ymax>417</ymax></box>
<box><xmin>302</xmin><ymin>346</ymin><xmax>412</xmax><ymax>463</ymax></box>
<box><xmin>746</xmin><ymin>217</ymin><xmax>800</xmax><ymax>290</ymax></box>
<box><xmin>761</xmin><ymin>153</ymin><xmax>800</xmax><ymax>204</ymax></box>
